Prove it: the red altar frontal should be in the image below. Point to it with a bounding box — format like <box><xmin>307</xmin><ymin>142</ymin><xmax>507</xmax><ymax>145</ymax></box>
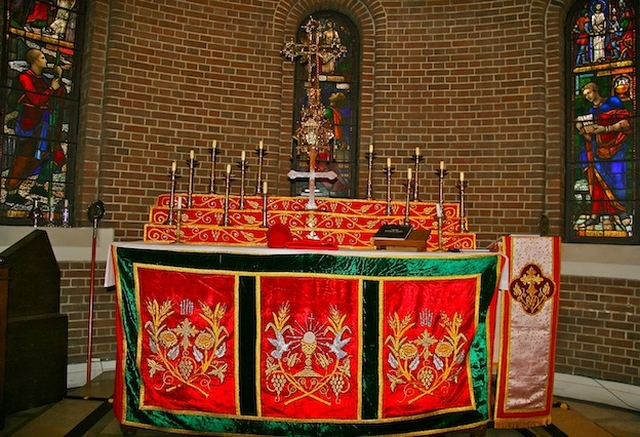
<box><xmin>109</xmin><ymin>244</ymin><xmax>504</xmax><ymax>436</ymax></box>
<box><xmin>142</xmin><ymin>194</ymin><xmax>476</xmax><ymax>250</ymax></box>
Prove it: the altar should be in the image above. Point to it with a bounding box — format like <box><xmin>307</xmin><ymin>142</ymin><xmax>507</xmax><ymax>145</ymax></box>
<box><xmin>110</xmin><ymin>242</ymin><xmax>505</xmax><ymax>436</ymax></box>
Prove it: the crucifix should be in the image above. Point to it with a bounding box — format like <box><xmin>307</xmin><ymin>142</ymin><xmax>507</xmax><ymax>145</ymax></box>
<box><xmin>281</xmin><ymin>17</ymin><xmax>347</xmax><ymax>210</ymax></box>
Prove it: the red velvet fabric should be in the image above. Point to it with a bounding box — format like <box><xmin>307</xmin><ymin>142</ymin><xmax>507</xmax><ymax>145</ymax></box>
<box><xmin>258</xmin><ymin>275</ymin><xmax>361</xmax><ymax>419</ymax></box>
<box><xmin>380</xmin><ymin>277</ymin><xmax>478</xmax><ymax>418</ymax></box>
<box><xmin>135</xmin><ymin>266</ymin><xmax>238</xmax><ymax>414</ymax></box>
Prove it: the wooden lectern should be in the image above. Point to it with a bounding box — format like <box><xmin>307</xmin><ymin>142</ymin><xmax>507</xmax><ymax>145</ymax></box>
<box><xmin>0</xmin><ymin>230</ymin><xmax>68</xmax><ymax>429</ymax></box>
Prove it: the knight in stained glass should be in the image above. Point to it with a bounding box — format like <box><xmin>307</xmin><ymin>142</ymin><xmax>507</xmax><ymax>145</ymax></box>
<box><xmin>1</xmin><ymin>0</ymin><xmax>81</xmax><ymax>223</ymax></box>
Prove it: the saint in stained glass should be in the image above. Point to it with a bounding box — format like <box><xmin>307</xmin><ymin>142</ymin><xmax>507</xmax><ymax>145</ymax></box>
<box><xmin>1</xmin><ymin>0</ymin><xmax>81</xmax><ymax>224</ymax></box>
<box><xmin>567</xmin><ymin>0</ymin><xmax>637</xmax><ymax>242</ymax></box>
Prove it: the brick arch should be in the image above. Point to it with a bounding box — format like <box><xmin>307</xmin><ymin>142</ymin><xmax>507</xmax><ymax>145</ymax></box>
<box><xmin>272</xmin><ymin>0</ymin><xmax>387</xmax><ymax>195</ymax></box>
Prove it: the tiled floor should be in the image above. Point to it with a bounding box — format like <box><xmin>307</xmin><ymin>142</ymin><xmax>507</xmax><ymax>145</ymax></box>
<box><xmin>1</xmin><ymin>371</ymin><xmax>639</xmax><ymax>437</ymax></box>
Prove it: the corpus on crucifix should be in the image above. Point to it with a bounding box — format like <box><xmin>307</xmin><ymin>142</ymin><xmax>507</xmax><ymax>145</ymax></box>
<box><xmin>282</xmin><ymin>17</ymin><xmax>347</xmax><ymax>210</ymax></box>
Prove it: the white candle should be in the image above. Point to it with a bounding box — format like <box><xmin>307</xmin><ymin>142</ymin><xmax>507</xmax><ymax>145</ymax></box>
<box><xmin>415</xmin><ymin>147</ymin><xmax>420</xmax><ymax>156</ymax></box>
<box><xmin>241</xmin><ymin>150</ymin><xmax>246</xmax><ymax>161</ymax></box>
<box><xmin>177</xmin><ymin>196</ymin><xmax>182</xmax><ymax>209</ymax></box>
<box><xmin>212</xmin><ymin>140</ymin><xmax>217</xmax><ymax>150</ymax></box>
<box><xmin>263</xmin><ymin>181</ymin><xmax>268</xmax><ymax>194</ymax></box>
<box><xmin>369</xmin><ymin>144</ymin><xmax>374</xmax><ymax>153</ymax></box>
<box><xmin>259</xmin><ymin>140</ymin><xmax>263</xmax><ymax>150</ymax></box>
<box><xmin>387</xmin><ymin>157</ymin><xmax>391</xmax><ymax>168</ymax></box>
<box><xmin>407</xmin><ymin>167</ymin><xmax>412</xmax><ymax>181</ymax></box>
<box><xmin>440</xmin><ymin>160</ymin><xmax>444</xmax><ymax>171</ymax></box>
<box><xmin>171</xmin><ymin>161</ymin><xmax>177</xmax><ymax>172</ymax></box>
<box><xmin>190</xmin><ymin>150</ymin><xmax>195</xmax><ymax>160</ymax></box>
<box><xmin>460</xmin><ymin>171</ymin><xmax>464</xmax><ymax>182</ymax></box>
<box><xmin>226</xmin><ymin>164</ymin><xmax>231</xmax><ymax>174</ymax></box>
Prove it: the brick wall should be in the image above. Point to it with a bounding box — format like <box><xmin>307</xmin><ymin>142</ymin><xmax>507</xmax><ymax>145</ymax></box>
<box><xmin>557</xmin><ymin>275</ymin><xmax>640</xmax><ymax>386</ymax></box>
<box><xmin>57</xmin><ymin>0</ymin><xmax>639</xmax><ymax>390</ymax></box>
<box><xmin>59</xmin><ymin>261</ymin><xmax>116</xmax><ymax>363</ymax></box>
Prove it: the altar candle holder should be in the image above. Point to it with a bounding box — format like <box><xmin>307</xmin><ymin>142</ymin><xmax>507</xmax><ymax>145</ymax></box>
<box><xmin>437</xmin><ymin>214</ymin><xmax>444</xmax><ymax>251</ymax></box>
<box><xmin>384</xmin><ymin>163</ymin><xmax>395</xmax><ymax>215</ymax></box>
<box><xmin>237</xmin><ymin>159</ymin><xmax>248</xmax><ymax>210</ymax></box>
<box><xmin>456</xmin><ymin>178</ymin><xmax>469</xmax><ymax>233</ymax></box>
<box><xmin>174</xmin><ymin>201</ymin><xmax>183</xmax><ymax>244</ymax></box>
<box><xmin>165</xmin><ymin>168</ymin><xmax>181</xmax><ymax>225</ymax></box>
<box><xmin>435</xmin><ymin>164</ymin><xmax>448</xmax><ymax>207</ymax></box>
<box><xmin>255</xmin><ymin>148</ymin><xmax>267</xmax><ymax>194</ymax></box>
<box><xmin>223</xmin><ymin>169</ymin><xmax>232</xmax><ymax>226</ymax></box>
<box><xmin>208</xmin><ymin>146</ymin><xmax>218</xmax><ymax>194</ymax></box>
<box><xmin>186</xmin><ymin>155</ymin><xmax>199</xmax><ymax>208</ymax></box>
<box><xmin>412</xmin><ymin>154</ymin><xmax>424</xmax><ymax>201</ymax></box>
<box><xmin>404</xmin><ymin>177</ymin><xmax>412</xmax><ymax>226</ymax></box>
<box><xmin>365</xmin><ymin>151</ymin><xmax>376</xmax><ymax>200</ymax></box>
<box><xmin>261</xmin><ymin>186</ymin><xmax>268</xmax><ymax>228</ymax></box>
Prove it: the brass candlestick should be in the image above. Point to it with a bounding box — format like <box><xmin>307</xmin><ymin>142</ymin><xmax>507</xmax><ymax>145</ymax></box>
<box><xmin>174</xmin><ymin>204</ymin><xmax>182</xmax><ymax>243</ymax></box>
<box><xmin>365</xmin><ymin>151</ymin><xmax>376</xmax><ymax>200</ymax></box>
<box><xmin>238</xmin><ymin>159</ymin><xmax>248</xmax><ymax>210</ymax></box>
<box><xmin>435</xmin><ymin>164</ymin><xmax>448</xmax><ymax>251</ymax></box>
<box><xmin>436</xmin><ymin>212</ymin><xmax>444</xmax><ymax>251</ymax></box>
<box><xmin>262</xmin><ymin>190</ymin><xmax>268</xmax><ymax>227</ymax></box>
<box><xmin>412</xmin><ymin>153</ymin><xmax>424</xmax><ymax>201</ymax></box>
<box><xmin>404</xmin><ymin>177</ymin><xmax>412</xmax><ymax>225</ymax></box>
<box><xmin>208</xmin><ymin>146</ymin><xmax>218</xmax><ymax>194</ymax></box>
<box><xmin>457</xmin><ymin>178</ymin><xmax>469</xmax><ymax>233</ymax></box>
<box><xmin>223</xmin><ymin>170</ymin><xmax>232</xmax><ymax>226</ymax></box>
<box><xmin>435</xmin><ymin>165</ymin><xmax>448</xmax><ymax>206</ymax></box>
<box><xmin>165</xmin><ymin>169</ymin><xmax>181</xmax><ymax>225</ymax></box>
<box><xmin>186</xmin><ymin>155</ymin><xmax>199</xmax><ymax>208</ymax></box>
<box><xmin>255</xmin><ymin>148</ymin><xmax>267</xmax><ymax>194</ymax></box>
<box><xmin>384</xmin><ymin>162</ymin><xmax>394</xmax><ymax>215</ymax></box>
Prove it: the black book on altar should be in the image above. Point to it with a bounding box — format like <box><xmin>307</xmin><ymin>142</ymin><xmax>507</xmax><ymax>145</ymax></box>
<box><xmin>373</xmin><ymin>224</ymin><xmax>414</xmax><ymax>240</ymax></box>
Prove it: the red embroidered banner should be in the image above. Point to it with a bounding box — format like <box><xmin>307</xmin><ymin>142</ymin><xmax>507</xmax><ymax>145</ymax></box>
<box><xmin>258</xmin><ymin>275</ymin><xmax>362</xmax><ymax>420</ymax></box>
<box><xmin>380</xmin><ymin>277</ymin><xmax>479</xmax><ymax>418</ymax></box>
<box><xmin>134</xmin><ymin>265</ymin><xmax>238</xmax><ymax>415</ymax></box>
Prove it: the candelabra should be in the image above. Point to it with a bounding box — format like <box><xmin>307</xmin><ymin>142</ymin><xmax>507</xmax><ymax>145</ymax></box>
<box><xmin>255</xmin><ymin>148</ymin><xmax>267</xmax><ymax>194</ymax></box>
<box><xmin>365</xmin><ymin>150</ymin><xmax>376</xmax><ymax>200</ymax></box>
<box><xmin>165</xmin><ymin>167</ymin><xmax>181</xmax><ymax>225</ymax></box>
<box><xmin>456</xmin><ymin>177</ymin><xmax>469</xmax><ymax>233</ymax></box>
<box><xmin>384</xmin><ymin>162</ymin><xmax>394</xmax><ymax>215</ymax></box>
<box><xmin>411</xmin><ymin>153</ymin><xmax>424</xmax><ymax>201</ymax></box>
<box><xmin>404</xmin><ymin>177</ymin><xmax>412</xmax><ymax>225</ymax></box>
<box><xmin>223</xmin><ymin>169</ymin><xmax>232</xmax><ymax>226</ymax></box>
<box><xmin>208</xmin><ymin>146</ymin><xmax>218</xmax><ymax>194</ymax></box>
<box><xmin>186</xmin><ymin>155</ymin><xmax>199</xmax><ymax>208</ymax></box>
<box><xmin>237</xmin><ymin>159</ymin><xmax>248</xmax><ymax>210</ymax></box>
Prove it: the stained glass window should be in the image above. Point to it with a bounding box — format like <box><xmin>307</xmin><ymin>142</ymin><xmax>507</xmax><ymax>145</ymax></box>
<box><xmin>566</xmin><ymin>0</ymin><xmax>639</xmax><ymax>243</ymax></box>
<box><xmin>0</xmin><ymin>0</ymin><xmax>83</xmax><ymax>225</ymax></box>
<box><xmin>289</xmin><ymin>12</ymin><xmax>360</xmax><ymax>198</ymax></box>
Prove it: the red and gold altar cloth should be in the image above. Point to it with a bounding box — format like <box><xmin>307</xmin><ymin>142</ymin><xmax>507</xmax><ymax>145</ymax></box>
<box><xmin>143</xmin><ymin>194</ymin><xmax>476</xmax><ymax>251</ymax></box>
<box><xmin>490</xmin><ymin>235</ymin><xmax>561</xmax><ymax>429</ymax></box>
<box><xmin>110</xmin><ymin>242</ymin><xmax>504</xmax><ymax>436</ymax></box>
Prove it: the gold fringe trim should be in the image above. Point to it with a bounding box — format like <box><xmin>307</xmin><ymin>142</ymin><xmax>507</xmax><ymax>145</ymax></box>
<box><xmin>493</xmin><ymin>414</ymin><xmax>551</xmax><ymax>429</ymax></box>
